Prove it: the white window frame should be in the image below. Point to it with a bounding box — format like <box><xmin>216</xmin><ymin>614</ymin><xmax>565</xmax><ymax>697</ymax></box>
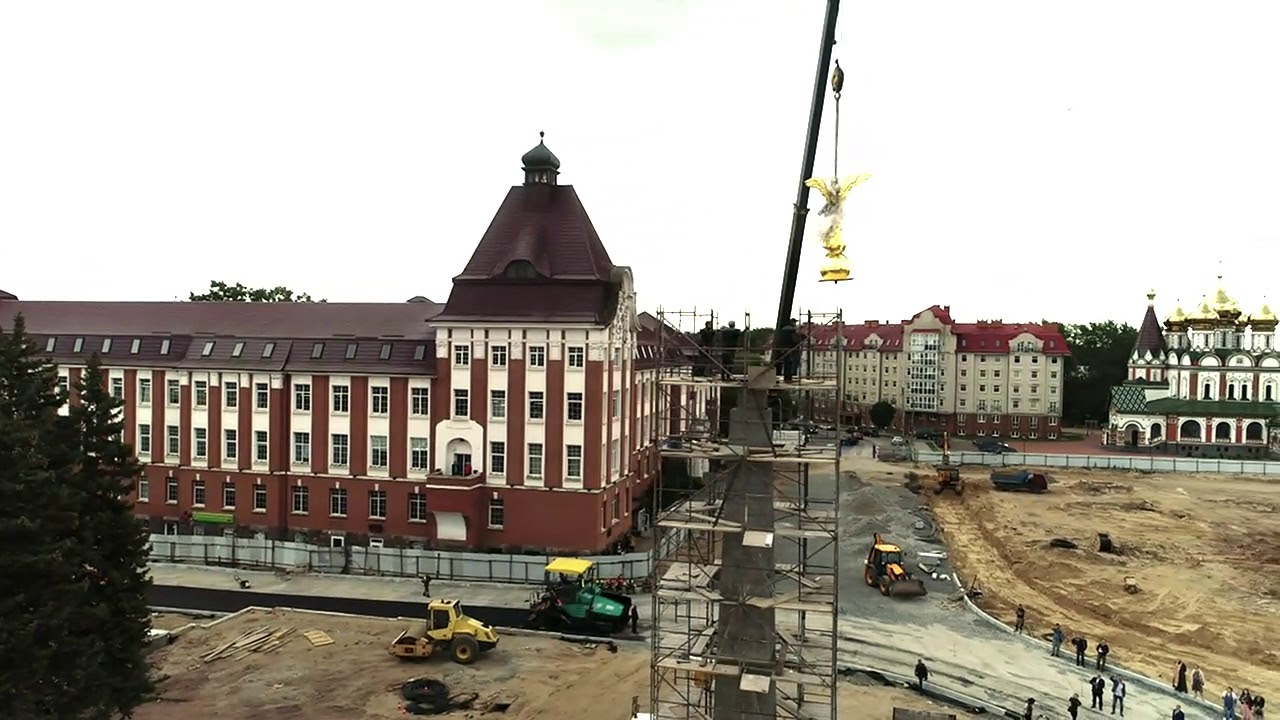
<box><xmin>331</xmin><ymin>433</ymin><xmax>349</xmax><ymax>467</ymax></box>
<box><xmin>528</xmin><ymin>345</ymin><xmax>546</xmax><ymax>368</ymax></box>
<box><xmin>224</xmin><ymin>429</ymin><xmax>237</xmax><ymax>460</ymax></box>
<box><xmin>165</xmin><ymin>476</ymin><xmax>178</xmax><ymax>503</ymax></box>
<box><xmin>371</xmin><ymin>386</ymin><xmax>390</xmax><ymax>415</ymax></box>
<box><xmin>255</xmin><ymin>382</ymin><xmax>269</xmax><ymax>410</ymax></box>
<box><xmin>291</xmin><ymin>486</ymin><xmax>309</xmax><ymax>514</ymax></box>
<box><xmin>332</xmin><ymin>384</ymin><xmax>350</xmax><ymax>414</ymax></box>
<box><xmin>294</xmin><ymin>383</ymin><xmax>312</xmax><ymax>412</ymax></box>
<box><xmin>110</xmin><ymin>377</ymin><xmax>124</xmax><ymax>400</ymax></box>
<box><xmin>528</xmin><ymin>442</ymin><xmax>544</xmax><ymax>478</ymax></box>
<box><xmin>528</xmin><ymin>391</ymin><xmax>545</xmax><ymax>420</ymax></box>
<box><xmin>138</xmin><ymin>377</ymin><xmax>152</xmax><ymax>405</ymax></box>
<box><xmin>368</xmin><ymin>489</ymin><xmax>387</xmax><ymax>520</ymax></box>
<box><xmin>166</xmin><ymin>425</ymin><xmax>180</xmax><ymax>457</ymax></box>
<box><xmin>224</xmin><ymin>381</ymin><xmax>238</xmax><ymax>408</ymax></box>
<box><xmin>254</xmin><ymin>430</ymin><xmax>269</xmax><ymax>463</ymax></box>
<box><xmin>490</xmin><ymin>390</ymin><xmax>506</xmax><ymax>419</ymax></box>
<box><xmin>567</xmin><ymin>392</ymin><xmax>584</xmax><ymax>422</ymax></box>
<box><xmin>253</xmin><ymin>485</ymin><xmax>268</xmax><ymax>512</ymax></box>
<box><xmin>490</xmin><ymin>344</ymin><xmax>508</xmax><ymax>367</ymax></box>
<box><xmin>567</xmin><ymin>345</ymin><xmax>585</xmax><ymax>369</ymax></box>
<box><xmin>409</xmin><ymin>493</ymin><xmax>427</xmax><ymax>522</ymax></box>
<box><xmin>193</xmin><ymin>428</ymin><xmax>208</xmax><ymax>459</ymax></box>
<box><xmin>487</xmin><ymin>498</ymin><xmax>504</xmax><ymax>529</ymax></box>
<box><xmin>410</xmin><ymin>437</ymin><xmax>430</xmax><ymax>471</ymax></box>
<box><xmin>192</xmin><ymin>478</ymin><xmax>206</xmax><ymax>507</ymax></box>
<box><xmin>194</xmin><ymin>380</ymin><xmax>208</xmax><ymax>407</ymax></box>
<box><xmin>453</xmin><ymin>344</ymin><xmax>470</xmax><ymax>366</ymax></box>
<box><xmin>452</xmin><ymin>389</ymin><xmax>469</xmax><ymax>418</ymax></box>
<box><xmin>370</xmin><ymin>435</ymin><xmax>389</xmax><ymax>468</ymax></box>
<box><xmin>411</xmin><ymin>387</ymin><xmax>430</xmax><ymax>416</ymax></box>
<box><xmin>136</xmin><ymin>478</ymin><xmax>149</xmax><ymax>502</ymax></box>
<box><xmin>137</xmin><ymin>424</ymin><xmax>151</xmax><ymax>455</ymax></box>
<box><xmin>490</xmin><ymin>441</ymin><xmax>506</xmax><ymax>476</ymax></box>
<box><xmin>330</xmin><ymin>488</ymin><xmax>348</xmax><ymax>517</ymax></box>
<box><xmin>566</xmin><ymin>444</ymin><xmax>583</xmax><ymax>480</ymax></box>
<box><xmin>222</xmin><ymin>481</ymin><xmax>236</xmax><ymax>509</ymax></box>
<box><xmin>293</xmin><ymin>432</ymin><xmax>311</xmax><ymax>465</ymax></box>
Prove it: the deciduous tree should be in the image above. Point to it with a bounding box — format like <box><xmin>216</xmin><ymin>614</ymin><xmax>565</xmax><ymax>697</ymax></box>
<box><xmin>189</xmin><ymin>280</ymin><xmax>322</xmax><ymax>302</ymax></box>
<box><xmin>1061</xmin><ymin>321</ymin><xmax>1137</xmax><ymax>426</ymax></box>
<box><xmin>869</xmin><ymin>400</ymin><xmax>896</xmax><ymax>429</ymax></box>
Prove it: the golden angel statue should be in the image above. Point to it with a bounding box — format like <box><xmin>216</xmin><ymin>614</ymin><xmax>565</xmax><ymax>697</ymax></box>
<box><xmin>805</xmin><ymin>173</ymin><xmax>871</xmax><ymax>282</ymax></box>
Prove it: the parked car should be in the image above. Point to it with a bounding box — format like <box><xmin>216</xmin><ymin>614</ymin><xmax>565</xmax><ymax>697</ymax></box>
<box><xmin>914</xmin><ymin>429</ymin><xmax>943</xmax><ymax>442</ymax></box>
<box><xmin>974</xmin><ymin>439</ymin><xmax>1014</xmax><ymax>454</ymax></box>
<box><xmin>891</xmin><ymin>436</ymin><xmax>907</xmax><ymax>446</ymax></box>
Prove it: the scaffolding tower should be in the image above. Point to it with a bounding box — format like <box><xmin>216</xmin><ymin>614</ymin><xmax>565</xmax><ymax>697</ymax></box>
<box><xmin>647</xmin><ymin>309</ymin><xmax>844</xmax><ymax>720</ymax></box>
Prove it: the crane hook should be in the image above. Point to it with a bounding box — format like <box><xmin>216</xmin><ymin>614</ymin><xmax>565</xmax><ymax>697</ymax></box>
<box><xmin>831</xmin><ymin>60</ymin><xmax>845</xmax><ymax>99</ymax></box>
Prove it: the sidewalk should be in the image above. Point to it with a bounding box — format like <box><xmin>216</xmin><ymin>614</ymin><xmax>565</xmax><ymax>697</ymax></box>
<box><xmin>149</xmin><ymin>562</ymin><xmax>541</xmax><ymax>609</ymax></box>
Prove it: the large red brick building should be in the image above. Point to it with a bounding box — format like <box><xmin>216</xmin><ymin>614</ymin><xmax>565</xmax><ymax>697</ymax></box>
<box><xmin>0</xmin><ymin>137</ymin><xmax>695</xmax><ymax>553</ymax></box>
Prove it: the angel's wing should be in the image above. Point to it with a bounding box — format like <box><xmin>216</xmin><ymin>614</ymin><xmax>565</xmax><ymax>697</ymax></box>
<box><xmin>837</xmin><ymin>173</ymin><xmax>872</xmax><ymax>200</ymax></box>
<box><xmin>804</xmin><ymin>177</ymin><xmax>835</xmax><ymax>202</ymax></box>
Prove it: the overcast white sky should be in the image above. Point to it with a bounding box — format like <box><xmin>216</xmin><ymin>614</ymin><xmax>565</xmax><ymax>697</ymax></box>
<box><xmin>2</xmin><ymin>1</ymin><xmax>1278</xmax><ymax>327</ymax></box>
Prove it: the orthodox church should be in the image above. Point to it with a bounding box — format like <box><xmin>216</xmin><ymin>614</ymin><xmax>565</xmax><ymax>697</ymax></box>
<box><xmin>1107</xmin><ymin>277</ymin><xmax>1280</xmax><ymax>457</ymax></box>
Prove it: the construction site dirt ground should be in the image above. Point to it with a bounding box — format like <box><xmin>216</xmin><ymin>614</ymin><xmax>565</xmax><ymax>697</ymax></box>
<box><xmin>139</xmin><ymin>609</ymin><xmax>958</xmax><ymax>720</ymax></box>
<box><xmin>917</xmin><ymin>465</ymin><xmax>1280</xmax><ymax>696</ymax></box>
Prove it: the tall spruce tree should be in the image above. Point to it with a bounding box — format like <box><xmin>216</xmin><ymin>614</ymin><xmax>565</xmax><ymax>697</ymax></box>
<box><xmin>0</xmin><ymin>320</ymin><xmax>154</xmax><ymax>718</ymax></box>
<box><xmin>0</xmin><ymin>314</ymin><xmax>86</xmax><ymax>717</ymax></box>
<box><xmin>67</xmin><ymin>353</ymin><xmax>155</xmax><ymax>718</ymax></box>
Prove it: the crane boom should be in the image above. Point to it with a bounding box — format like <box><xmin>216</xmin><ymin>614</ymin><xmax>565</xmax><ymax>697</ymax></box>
<box><xmin>773</xmin><ymin>0</ymin><xmax>842</xmax><ymax>334</ymax></box>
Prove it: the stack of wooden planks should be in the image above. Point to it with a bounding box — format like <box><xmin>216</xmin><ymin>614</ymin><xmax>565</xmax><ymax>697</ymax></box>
<box><xmin>202</xmin><ymin>626</ymin><xmax>296</xmax><ymax>663</ymax></box>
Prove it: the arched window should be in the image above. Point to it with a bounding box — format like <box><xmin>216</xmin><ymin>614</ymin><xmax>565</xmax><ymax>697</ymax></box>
<box><xmin>1228</xmin><ymin>385</ymin><xmax>1236</xmax><ymax>400</ymax></box>
<box><xmin>503</xmin><ymin>260</ymin><xmax>540</xmax><ymax>280</ymax></box>
<box><xmin>1202</xmin><ymin>381</ymin><xmax>1212</xmax><ymax>399</ymax></box>
<box><xmin>1266</xmin><ymin>384</ymin><xmax>1275</xmax><ymax>402</ymax></box>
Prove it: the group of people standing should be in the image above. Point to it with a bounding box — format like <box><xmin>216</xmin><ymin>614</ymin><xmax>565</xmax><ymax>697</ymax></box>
<box><xmin>1173</xmin><ymin>659</ymin><xmax>1267</xmax><ymax>720</ymax></box>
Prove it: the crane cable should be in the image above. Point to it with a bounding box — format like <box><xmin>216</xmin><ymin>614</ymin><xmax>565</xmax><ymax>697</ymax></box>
<box><xmin>831</xmin><ymin>59</ymin><xmax>845</xmax><ymax>181</ymax></box>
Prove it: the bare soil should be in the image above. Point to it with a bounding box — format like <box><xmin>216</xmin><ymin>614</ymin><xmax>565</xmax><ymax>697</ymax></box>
<box><xmin>922</xmin><ymin>466</ymin><xmax>1280</xmax><ymax>696</ymax></box>
<box><xmin>138</xmin><ymin>609</ymin><xmax>957</xmax><ymax>719</ymax></box>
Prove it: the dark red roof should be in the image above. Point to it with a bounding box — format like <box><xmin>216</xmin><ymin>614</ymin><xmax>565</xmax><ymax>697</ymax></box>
<box><xmin>1132</xmin><ymin>301</ymin><xmax>1166</xmax><ymax>357</ymax></box>
<box><xmin>436</xmin><ymin>174</ymin><xmax>620</xmax><ymax>323</ymax></box>
<box><xmin>0</xmin><ymin>299</ymin><xmax>443</xmax><ymax>375</ymax></box>
<box><xmin>808</xmin><ymin>307</ymin><xmax>1069</xmax><ymax>355</ymax></box>
<box><xmin>635</xmin><ymin>312</ymin><xmax>697</xmax><ymax>369</ymax></box>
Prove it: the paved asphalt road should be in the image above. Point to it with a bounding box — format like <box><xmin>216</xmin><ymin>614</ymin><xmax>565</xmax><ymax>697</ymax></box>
<box><xmin>149</xmin><ymin>584</ymin><xmax>533</xmax><ymax>628</ymax></box>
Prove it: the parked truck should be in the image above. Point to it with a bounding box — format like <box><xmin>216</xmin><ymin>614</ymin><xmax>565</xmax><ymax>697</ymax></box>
<box><xmin>990</xmin><ymin>469</ymin><xmax>1050</xmax><ymax>493</ymax></box>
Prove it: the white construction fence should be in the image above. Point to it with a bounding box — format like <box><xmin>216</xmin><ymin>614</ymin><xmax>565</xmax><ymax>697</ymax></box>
<box><xmin>914</xmin><ymin>450</ymin><xmax>1280</xmax><ymax>476</ymax></box>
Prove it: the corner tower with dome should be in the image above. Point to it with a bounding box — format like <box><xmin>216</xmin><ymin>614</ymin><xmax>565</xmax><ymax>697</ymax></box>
<box><xmin>1107</xmin><ymin>276</ymin><xmax>1280</xmax><ymax>457</ymax></box>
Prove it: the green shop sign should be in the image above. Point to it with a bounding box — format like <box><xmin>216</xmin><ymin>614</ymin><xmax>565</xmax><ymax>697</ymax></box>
<box><xmin>191</xmin><ymin>511</ymin><xmax>235</xmax><ymax>525</ymax></box>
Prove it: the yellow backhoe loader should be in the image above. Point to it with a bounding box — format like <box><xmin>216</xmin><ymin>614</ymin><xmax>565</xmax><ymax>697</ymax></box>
<box><xmin>864</xmin><ymin>533</ymin><xmax>928</xmax><ymax>597</ymax></box>
<box><xmin>388</xmin><ymin>598</ymin><xmax>499</xmax><ymax>665</ymax></box>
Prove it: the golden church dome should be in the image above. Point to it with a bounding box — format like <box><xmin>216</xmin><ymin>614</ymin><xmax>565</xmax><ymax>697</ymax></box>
<box><xmin>1253</xmin><ymin>299</ymin><xmax>1277</xmax><ymax>324</ymax></box>
<box><xmin>1165</xmin><ymin>300</ymin><xmax>1187</xmax><ymax>324</ymax></box>
<box><xmin>1186</xmin><ymin>297</ymin><xmax>1217</xmax><ymax>322</ymax></box>
<box><xmin>1210</xmin><ymin>275</ymin><xmax>1242</xmax><ymax>317</ymax></box>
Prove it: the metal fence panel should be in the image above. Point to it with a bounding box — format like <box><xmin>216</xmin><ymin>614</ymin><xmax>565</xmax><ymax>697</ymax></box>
<box><xmin>913</xmin><ymin>450</ymin><xmax>1280</xmax><ymax>475</ymax></box>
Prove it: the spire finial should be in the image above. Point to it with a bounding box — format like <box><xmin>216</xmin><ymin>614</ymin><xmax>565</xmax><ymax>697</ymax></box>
<box><xmin>1147</xmin><ymin>289</ymin><xmax>1156</xmax><ymax>305</ymax></box>
<box><xmin>539</xmin><ymin>130</ymin><xmax>545</xmax><ymax>141</ymax></box>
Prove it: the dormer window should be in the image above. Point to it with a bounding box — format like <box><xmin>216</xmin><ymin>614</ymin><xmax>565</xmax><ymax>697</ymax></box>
<box><xmin>503</xmin><ymin>260</ymin><xmax>539</xmax><ymax>280</ymax></box>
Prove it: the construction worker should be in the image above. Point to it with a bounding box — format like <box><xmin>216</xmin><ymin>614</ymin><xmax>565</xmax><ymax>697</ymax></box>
<box><xmin>420</xmin><ymin>574</ymin><xmax>432</xmax><ymax>598</ymax></box>
<box><xmin>914</xmin><ymin>659</ymin><xmax>929</xmax><ymax>690</ymax></box>
<box><xmin>629</xmin><ymin>605</ymin><xmax>640</xmax><ymax>635</ymax></box>
<box><xmin>719</xmin><ymin>321</ymin><xmax>742</xmax><ymax>379</ymax></box>
<box><xmin>775</xmin><ymin>318</ymin><xmax>801</xmax><ymax>382</ymax></box>
<box><xmin>1014</xmin><ymin>604</ymin><xmax>1026</xmax><ymax>634</ymax></box>
<box><xmin>696</xmin><ymin>321</ymin><xmax>716</xmax><ymax>377</ymax></box>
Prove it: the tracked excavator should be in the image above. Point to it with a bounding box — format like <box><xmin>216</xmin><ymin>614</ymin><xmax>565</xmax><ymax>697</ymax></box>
<box><xmin>864</xmin><ymin>533</ymin><xmax>928</xmax><ymax>597</ymax></box>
